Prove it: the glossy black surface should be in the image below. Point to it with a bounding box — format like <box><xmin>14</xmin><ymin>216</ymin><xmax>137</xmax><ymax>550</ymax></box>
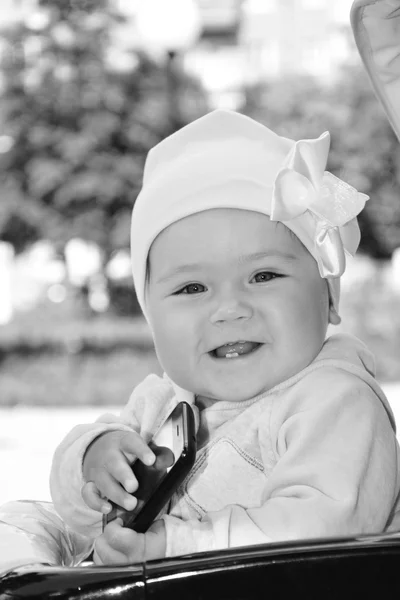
<box><xmin>2</xmin><ymin>533</ymin><xmax>400</xmax><ymax>599</ymax></box>
<box><xmin>145</xmin><ymin>534</ymin><xmax>400</xmax><ymax>599</ymax></box>
<box><xmin>0</xmin><ymin>564</ymin><xmax>145</xmax><ymax>599</ymax></box>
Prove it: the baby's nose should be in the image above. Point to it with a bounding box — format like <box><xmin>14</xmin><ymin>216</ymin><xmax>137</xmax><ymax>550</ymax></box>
<box><xmin>210</xmin><ymin>296</ymin><xmax>253</xmax><ymax>324</ymax></box>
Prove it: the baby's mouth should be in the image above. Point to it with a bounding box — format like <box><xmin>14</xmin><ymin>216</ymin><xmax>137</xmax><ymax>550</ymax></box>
<box><xmin>211</xmin><ymin>341</ymin><xmax>262</xmax><ymax>359</ymax></box>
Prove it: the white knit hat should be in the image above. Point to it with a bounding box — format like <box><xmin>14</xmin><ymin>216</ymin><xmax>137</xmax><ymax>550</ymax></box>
<box><xmin>131</xmin><ymin>109</ymin><xmax>368</xmax><ymax>321</ymax></box>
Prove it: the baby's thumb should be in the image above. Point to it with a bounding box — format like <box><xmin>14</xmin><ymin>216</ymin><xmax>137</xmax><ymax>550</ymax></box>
<box><xmin>82</xmin><ymin>481</ymin><xmax>111</xmax><ymax>514</ymax></box>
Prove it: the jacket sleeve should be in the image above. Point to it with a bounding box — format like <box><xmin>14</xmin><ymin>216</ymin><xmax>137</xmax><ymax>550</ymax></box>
<box><xmin>49</xmin><ymin>417</ymin><xmax>134</xmax><ymax>539</ymax></box>
<box><xmin>161</xmin><ymin>369</ymin><xmax>400</xmax><ymax>556</ymax></box>
<box><xmin>49</xmin><ymin>374</ymin><xmax>174</xmax><ymax>538</ymax></box>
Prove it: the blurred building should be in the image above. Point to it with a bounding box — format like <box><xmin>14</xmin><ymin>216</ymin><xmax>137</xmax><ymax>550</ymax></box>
<box><xmin>184</xmin><ymin>0</ymin><xmax>354</xmax><ymax>108</ymax></box>
<box><xmin>117</xmin><ymin>0</ymin><xmax>355</xmax><ymax>108</ymax></box>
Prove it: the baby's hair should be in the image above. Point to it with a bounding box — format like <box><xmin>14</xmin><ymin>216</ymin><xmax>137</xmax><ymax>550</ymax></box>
<box><xmin>287</xmin><ymin>228</ymin><xmax>300</xmax><ymax>243</ymax></box>
<box><xmin>145</xmin><ymin>256</ymin><xmax>151</xmax><ymax>282</ymax></box>
<box><xmin>143</xmin><ymin>256</ymin><xmax>151</xmax><ymax>305</ymax></box>
<box><xmin>272</xmin><ymin>220</ymin><xmax>298</xmax><ymax>243</ymax></box>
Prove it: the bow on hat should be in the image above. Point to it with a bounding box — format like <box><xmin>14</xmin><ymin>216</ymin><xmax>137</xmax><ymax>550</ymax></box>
<box><xmin>271</xmin><ymin>132</ymin><xmax>369</xmax><ymax>278</ymax></box>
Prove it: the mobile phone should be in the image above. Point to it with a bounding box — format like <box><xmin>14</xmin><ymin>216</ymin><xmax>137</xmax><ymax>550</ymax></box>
<box><xmin>103</xmin><ymin>401</ymin><xmax>197</xmax><ymax>533</ymax></box>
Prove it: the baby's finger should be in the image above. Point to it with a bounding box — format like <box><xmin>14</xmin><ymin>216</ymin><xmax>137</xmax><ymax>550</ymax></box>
<box><xmin>153</xmin><ymin>446</ymin><xmax>175</xmax><ymax>470</ymax></box>
<box><xmin>81</xmin><ymin>481</ymin><xmax>112</xmax><ymax>514</ymax></box>
<box><xmin>96</xmin><ymin>469</ymin><xmax>137</xmax><ymax>511</ymax></box>
<box><xmin>103</xmin><ymin>520</ymin><xmax>145</xmax><ymax>560</ymax></box>
<box><xmin>119</xmin><ymin>432</ymin><xmax>155</xmax><ymax>465</ymax></box>
<box><xmin>106</xmin><ymin>455</ymin><xmax>139</xmax><ymax>494</ymax></box>
<box><xmin>94</xmin><ymin>533</ymin><xmax>129</xmax><ymax>566</ymax></box>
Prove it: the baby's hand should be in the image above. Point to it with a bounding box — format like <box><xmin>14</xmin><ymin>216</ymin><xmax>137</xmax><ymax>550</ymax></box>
<box><xmin>82</xmin><ymin>430</ymin><xmax>155</xmax><ymax>514</ymax></box>
<box><xmin>93</xmin><ymin>518</ymin><xmax>166</xmax><ymax>565</ymax></box>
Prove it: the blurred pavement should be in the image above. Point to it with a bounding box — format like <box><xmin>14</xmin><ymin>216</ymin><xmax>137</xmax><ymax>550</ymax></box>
<box><xmin>1</xmin><ymin>382</ymin><xmax>400</xmax><ymax>507</ymax></box>
<box><xmin>0</xmin><ymin>405</ymin><xmax>117</xmax><ymax>507</ymax></box>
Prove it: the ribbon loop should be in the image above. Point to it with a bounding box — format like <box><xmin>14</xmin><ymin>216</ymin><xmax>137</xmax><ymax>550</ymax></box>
<box><xmin>271</xmin><ymin>168</ymin><xmax>316</xmax><ymax>221</ymax></box>
<box><xmin>315</xmin><ymin>223</ymin><xmax>345</xmax><ymax>278</ymax></box>
<box><xmin>271</xmin><ymin>137</ymin><xmax>369</xmax><ymax>278</ymax></box>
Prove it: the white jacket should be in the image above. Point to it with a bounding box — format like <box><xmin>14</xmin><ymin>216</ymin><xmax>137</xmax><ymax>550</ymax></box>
<box><xmin>50</xmin><ymin>334</ymin><xmax>400</xmax><ymax>557</ymax></box>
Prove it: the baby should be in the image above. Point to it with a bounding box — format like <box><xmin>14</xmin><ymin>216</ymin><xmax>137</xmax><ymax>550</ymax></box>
<box><xmin>50</xmin><ymin>109</ymin><xmax>400</xmax><ymax>565</ymax></box>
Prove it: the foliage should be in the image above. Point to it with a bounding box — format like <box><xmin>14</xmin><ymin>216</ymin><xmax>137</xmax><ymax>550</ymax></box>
<box><xmin>1</xmin><ymin>267</ymin><xmax>400</xmax><ymax>407</ymax></box>
<box><xmin>1</xmin><ymin>351</ymin><xmax>161</xmax><ymax>407</ymax></box>
<box><xmin>0</xmin><ymin>299</ymin><xmax>160</xmax><ymax>406</ymax></box>
<box><xmin>241</xmin><ymin>66</ymin><xmax>400</xmax><ymax>258</ymax></box>
<box><xmin>0</xmin><ymin>0</ymin><xmax>208</xmax><ymax>257</ymax></box>
<box><xmin>0</xmin><ymin>296</ymin><xmax>154</xmax><ymax>354</ymax></box>
<box><xmin>339</xmin><ymin>273</ymin><xmax>400</xmax><ymax>383</ymax></box>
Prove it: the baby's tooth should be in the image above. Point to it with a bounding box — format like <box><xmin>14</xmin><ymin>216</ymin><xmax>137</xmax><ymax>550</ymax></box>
<box><xmin>226</xmin><ymin>352</ymin><xmax>239</xmax><ymax>358</ymax></box>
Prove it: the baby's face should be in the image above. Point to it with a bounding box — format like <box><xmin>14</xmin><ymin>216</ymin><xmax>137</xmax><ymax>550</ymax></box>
<box><xmin>147</xmin><ymin>208</ymin><xmax>329</xmax><ymax>405</ymax></box>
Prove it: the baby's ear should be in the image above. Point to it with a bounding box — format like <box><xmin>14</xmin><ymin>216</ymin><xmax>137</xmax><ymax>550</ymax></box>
<box><xmin>328</xmin><ymin>304</ymin><xmax>341</xmax><ymax>326</ymax></box>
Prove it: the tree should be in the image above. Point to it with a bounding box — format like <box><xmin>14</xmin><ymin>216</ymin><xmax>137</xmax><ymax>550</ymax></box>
<box><xmin>0</xmin><ymin>0</ymin><xmax>208</xmax><ymax>260</ymax></box>
<box><xmin>327</xmin><ymin>65</ymin><xmax>400</xmax><ymax>259</ymax></box>
<box><xmin>241</xmin><ymin>65</ymin><xmax>400</xmax><ymax>259</ymax></box>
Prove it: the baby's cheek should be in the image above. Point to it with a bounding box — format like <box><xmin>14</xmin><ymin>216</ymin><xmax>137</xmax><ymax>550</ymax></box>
<box><xmin>158</xmin><ymin>320</ymin><xmax>189</xmax><ymax>359</ymax></box>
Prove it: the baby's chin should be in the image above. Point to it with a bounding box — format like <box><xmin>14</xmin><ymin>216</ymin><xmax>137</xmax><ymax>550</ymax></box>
<box><xmin>195</xmin><ymin>382</ymin><xmax>273</xmax><ymax>406</ymax></box>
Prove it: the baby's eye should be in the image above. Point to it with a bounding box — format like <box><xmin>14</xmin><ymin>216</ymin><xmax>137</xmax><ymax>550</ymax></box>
<box><xmin>252</xmin><ymin>271</ymin><xmax>281</xmax><ymax>283</ymax></box>
<box><xmin>176</xmin><ymin>283</ymin><xmax>206</xmax><ymax>295</ymax></box>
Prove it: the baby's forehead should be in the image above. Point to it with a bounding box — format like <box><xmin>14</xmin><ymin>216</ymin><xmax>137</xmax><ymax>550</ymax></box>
<box><xmin>156</xmin><ymin>207</ymin><xmax>290</xmax><ymax>237</ymax></box>
<box><xmin>166</xmin><ymin>209</ymin><xmax>302</xmax><ymax>244</ymax></box>
<box><xmin>148</xmin><ymin>209</ymin><xmax>307</xmax><ymax>271</ymax></box>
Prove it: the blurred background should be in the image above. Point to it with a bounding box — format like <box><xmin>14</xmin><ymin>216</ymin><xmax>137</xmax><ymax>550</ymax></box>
<box><xmin>0</xmin><ymin>0</ymin><xmax>399</xmax><ymax>505</ymax></box>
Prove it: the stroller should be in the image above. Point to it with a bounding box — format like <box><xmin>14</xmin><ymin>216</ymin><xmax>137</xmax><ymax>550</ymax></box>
<box><xmin>1</xmin><ymin>1</ymin><xmax>400</xmax><ymax>598</ymax></box>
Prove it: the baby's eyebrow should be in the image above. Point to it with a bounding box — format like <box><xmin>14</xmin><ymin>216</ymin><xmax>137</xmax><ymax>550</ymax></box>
<box><xmin>238</xmin><ymin>250</ymin><xmax>299</xmax><ymax>264</ymax></box>
<box><xmin>156</xmin><ymin>262</ymin><xmax>205</xmax><ymax>284</ymax></box>
<box><xmin>156</xmin><ymin>251</ymin><xmax>298</xmax><ymax>284</ymax></box>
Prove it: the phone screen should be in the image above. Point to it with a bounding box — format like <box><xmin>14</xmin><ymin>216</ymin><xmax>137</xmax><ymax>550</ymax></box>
<box><xmin>103</xmin><ymin>402</ymin><xmax>196</xmax><ymax>533</ymax></box>
<box><xmin>152</xmin><ymin>408</ymin><xmax>182</xmax><ymax>469</ymax></box>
